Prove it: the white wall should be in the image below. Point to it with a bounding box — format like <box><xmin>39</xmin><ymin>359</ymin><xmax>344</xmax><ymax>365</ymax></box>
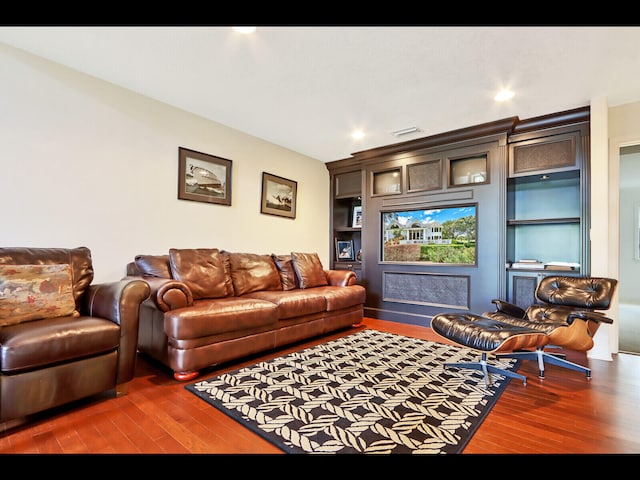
<box><xmin>608</xmin><ymin>100</ymin><xmax>640</xmax><ymax>354</ymax></box>
<box><xmin>589</xmin><ymin>99</ymin><xmax>640</xmax><ymax>359</ymax></box>
<box><xmin>588</xmin><ymin>98</ymin><xmax>612</xmax><ymax>360</ymax></box>
<box><xmin>619</xmin><ymin>148</ymin><xmax>640</xmax><ymax>304</ymax></box>
<box><xmin>0</xmin><ymin>44</ymin><xmax>330</xmax><ymax>283</ymax></box>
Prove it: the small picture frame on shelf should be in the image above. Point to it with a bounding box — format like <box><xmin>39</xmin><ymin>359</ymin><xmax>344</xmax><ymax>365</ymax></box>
<box><xmin>336</xmin><ymin>239</ymin><xmax>355</xmax><ymax>261</ymax></box>
<box><xmin>352</xmin><ymin>205</ymin><xmax>363</xmax><ymax>228</ymax></box>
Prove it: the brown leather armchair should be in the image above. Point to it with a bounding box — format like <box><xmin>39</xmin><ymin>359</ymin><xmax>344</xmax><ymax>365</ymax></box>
<box><xmin>483</xmin><ymin>275</ymin><xmax>618</xmax><ymax>379</ymax></box>
<box><xmin>0</xmin><ymin>247</ymin><xmax>150</xmax><ymax>425</ymax></box>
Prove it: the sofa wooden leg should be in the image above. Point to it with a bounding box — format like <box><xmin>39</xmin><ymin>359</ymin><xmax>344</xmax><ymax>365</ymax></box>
<box><xmin>174</xmin><ymin>371</ymin><xmax>199</xmax><ymax>382</ymax></box>
<box><xmin>115</xmin><ymin>382</ymin><xmax>129</xmax><ymax>397</ymax></box>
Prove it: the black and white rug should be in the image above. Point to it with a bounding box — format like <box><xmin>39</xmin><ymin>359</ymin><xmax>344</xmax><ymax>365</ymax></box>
<box><xmin>185</xmin><ymin>329</ymin><xmax>519</xmax><ymax>454</ymax></box>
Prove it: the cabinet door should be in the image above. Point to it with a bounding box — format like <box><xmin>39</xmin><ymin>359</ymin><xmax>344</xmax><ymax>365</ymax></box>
<box><xmin>335</xmin><ymin>171</ymin><xmax>362</xmax><ymax>198</ymax></box>
<box><xmin>372</xmin><ymin>167</ymin><xmax>402</xmax><ymax>196</ymax></box>
<box><xmin>508</xmin><ymin>271</ymin><xmax>540</xmax><ymax>310</ymax></box>
<box><xmin>448</xmin><ymin>153</ymin><xmax>489</xmax><ymax>187</ymax></box>
<box><xmin>509</xmin><ymin>131</ymin><xmax>580</xmax><ymax>177</ymax></box>
<box><xmin>508</xmin><ymin>270</ymin><xmax>581</xmax><ymax>310</ymax></box>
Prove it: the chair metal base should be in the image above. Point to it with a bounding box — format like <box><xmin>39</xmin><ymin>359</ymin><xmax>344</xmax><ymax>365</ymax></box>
<box><xmin>444</xmin><ymin>352</ymin><xmax>528</xmax><ymax>386</ymax></box>
<box><xmin>497</xmin><ymin>347</ymin><xmax>591</xmax><ymax>379</ymax></box>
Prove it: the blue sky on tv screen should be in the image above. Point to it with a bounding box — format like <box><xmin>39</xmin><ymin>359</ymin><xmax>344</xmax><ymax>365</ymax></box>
<box><xmin>383</xmin><ymin>205</ymin><xmax>476</xmax><ymax>227</ymax></box>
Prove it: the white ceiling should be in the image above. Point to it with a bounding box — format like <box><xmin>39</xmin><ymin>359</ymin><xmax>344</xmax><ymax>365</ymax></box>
<box><xmin>2</xmin><ymin>25</ymin><xmax>640</xmax><ymax>163</ymax></box>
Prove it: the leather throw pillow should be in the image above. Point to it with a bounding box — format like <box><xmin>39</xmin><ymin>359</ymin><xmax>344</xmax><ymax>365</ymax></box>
<box><xmin>228</xmin><ymin>252</ymin><xmax>282</xmax><ymax>296</ymax></box>
<box><xmin>271</xmin><ymin>254</ymin><xmax>299</xmax><ymax>291</ymax></box>
<box><xmin>134</xmin><ymin>254</ymin><xmax>171</xmax><ymax>278</ymax></box>
<box><xmin>291</xmin><ymin>252</ymin><xmax>328</xmax><ymax>289</ymax></box>
<box><xmin>169</xmin><ymin>248</ymin><xmax>228</xmax><ymax>300</ymax></box>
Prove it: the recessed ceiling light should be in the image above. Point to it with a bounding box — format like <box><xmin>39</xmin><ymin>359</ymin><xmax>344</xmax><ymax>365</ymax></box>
<box><xmin>494</xmin><ymin>89</ymin><xmax>515</xmax><ymax>102</ymax></box>
<box><xmin>232</xmin><ymin>27</ymin><xmax>257</xmax><ymax>34</ymax></box>
<box><xmin>352</xmin><ymin>130</ymin><xmax>365</xmax><ymax>140</ymax></box>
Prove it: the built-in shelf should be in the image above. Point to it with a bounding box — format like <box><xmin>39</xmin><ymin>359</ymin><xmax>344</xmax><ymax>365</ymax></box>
<box><xmin>507</xmin><ymin>217</ymin><xmax>580</xmax><ymax>226</ymax></box>
<box><xmin>505</xmin><ymin>118</ymin><xmax>589</xmax><ymax>308</ymax></box>
<box><xmin>331</xmin><ymin>170</ymin><xmax>363</xmax><ymax>279</ymax></box>
<box><xmin>326</xmin><ymin>106</ymin><xmax>591</xmax><ymax>319</ymax></box>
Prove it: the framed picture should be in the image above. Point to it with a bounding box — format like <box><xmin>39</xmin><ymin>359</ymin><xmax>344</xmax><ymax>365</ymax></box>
<box><xmin>260</xmin><ymin>172</ymin><xmax>297</xmax><ymax>219</ymax></box>
<box><xmin>352</xmin><ymin>205</ymin><xmax>363</xmax><ymax>228</ymax></box>
<box><xmin>178</xmin><ymin>147</ymin><xmax>232</xmax><ymax>206</ymax></box>
<box><xmin>336</xmin><ymin>239</ymin><xmax>355</xmax><ymax>261</ymax></box>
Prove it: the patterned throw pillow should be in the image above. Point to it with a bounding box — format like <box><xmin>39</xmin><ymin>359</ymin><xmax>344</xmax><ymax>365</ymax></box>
<box><xmin>0</xmin><ymin>264</ymin><xmax>78</xmax><ymax>326</ymax></box>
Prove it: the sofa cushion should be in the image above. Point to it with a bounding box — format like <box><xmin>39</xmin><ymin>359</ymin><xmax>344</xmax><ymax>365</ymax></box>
<box><xmin>164</xmin><ymin>297</ymin><xmax>278</xmax><ymax>339</ymax></box>
<box><xmin>243</xmin><ymin>289</ymin><xmax>326</xmax><ymax>319</ymax></box>
<box><xmin>169</xmin><ymin>248</ymin><xmax>228</xmax><ymax>300</ymax></box>
<box><xmin>0</xmin><ymin>316</ymin><xmax>120</xmax><ymax>373</ymax></box>
<box><xmin>227</xmin><ymin>252</ymin><xmax>282</xmax><ymax>296</ymax></box>
<box><xmin>271</xmin><ymin>254</ymin><xmax>299</xmax><ymax>291</ymax></box>
<box><xmin>305</xmin><ymin>285</ymin><xmax>367</xmax><ymax>312</ymax></box>
<box><xmin>0</xmin><ymin>264</ymin><xmax>79</xmax><ymax>326</ymax></box>
<box><xmin>134</xmin><ymin>254</ymin><xmax>171</xmax><ymax>278</ymax></box>
<box><xmin>291</xmin><ymin>252</ymin><xmax>328</xmax><ymax>289</ymax></box>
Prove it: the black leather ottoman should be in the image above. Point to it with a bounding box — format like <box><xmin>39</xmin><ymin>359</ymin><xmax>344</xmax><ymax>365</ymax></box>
<box><xmin>431</xmin><ymin>312</ymin><xmax>549</xmax><ymax>385</ymax></box>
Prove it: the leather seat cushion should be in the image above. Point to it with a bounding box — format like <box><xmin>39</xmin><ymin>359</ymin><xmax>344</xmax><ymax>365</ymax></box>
<box><xmin>243</xmin><ymin>290</ymin><xmax>326</xmax><ymax>319</ymax></box>
<box><xmin>0</xmin><ymin>315</ymin><xmax>120</xmax><ymax>374</ymax></box>
<box><xmin>164</xmin><ymin>297</ymin><xmax>278</xmax><ymax>340</ymax></box>
<box><xmin>484</xmin><ymin>310</ymin><xmax>567</xmax><ymax>335</ymax></box>
<box><xmin>485</xmin><ymin>309</ymin><xmax>593</xmax><ymax>351</ymax></box>
<box><xmin>305</xmin><ymin>285</ymin><xmax>366</xmax><ymax>311</ymax></box>
<box><xmin>431</xmin><ymin>313</ymin><xmax>548</xmax><ymax>353</ymax></box>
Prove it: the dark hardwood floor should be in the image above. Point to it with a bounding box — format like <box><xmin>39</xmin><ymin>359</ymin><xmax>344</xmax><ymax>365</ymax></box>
<box><xmin>1</xmin><ymin>317</ymin><xmax>639</xmax><ymax>455</ymax></box>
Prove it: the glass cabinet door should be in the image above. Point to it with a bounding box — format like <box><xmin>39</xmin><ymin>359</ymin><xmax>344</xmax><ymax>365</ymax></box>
<box><xmin>372</xmin><ymin>168</ymin><xmax>402</xmax><ymax>195</ymax></box>
<box><xmin>448</xmin><ymin>154</ymin><xmax>488</xmax><ymax>186</ymax></box>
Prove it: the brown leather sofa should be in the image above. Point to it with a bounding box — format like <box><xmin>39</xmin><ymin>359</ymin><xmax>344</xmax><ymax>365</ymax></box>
<box><xmin>125</xmin><ymin>248</ymin><xmax>366</xmax><ymax>381</ymax></box>
<box><xmin>0</xmin><ymin>246</ymin><xmax>150</xmax><ymax>424</ymax></box>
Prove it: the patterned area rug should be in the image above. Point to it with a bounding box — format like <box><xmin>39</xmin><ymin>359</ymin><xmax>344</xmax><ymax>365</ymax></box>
<box><xmin>185</xmin><ymin>329</ymin><xmax>519</xmax><ymax>454</ymax></box>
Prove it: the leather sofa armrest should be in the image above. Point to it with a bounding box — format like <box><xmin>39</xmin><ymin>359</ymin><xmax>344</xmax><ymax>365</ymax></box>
<box><xmin>83</xmin><ymin>278</ymin><xmax>151</xmax><ymax>385</ymax></box>
<box><xmin>491</xmin><ymin>299</ymin><xmax>527</xmax><ymax>319</ymax></box>
<box><xmin>124</xmin><ymin>275</ymin><xmax>194</xmax><ymax>312</ymax></box>
<box><xmin>324</xmin><ymin>269</ymin><xmax>358</xmax><ymax>287</ymax></box>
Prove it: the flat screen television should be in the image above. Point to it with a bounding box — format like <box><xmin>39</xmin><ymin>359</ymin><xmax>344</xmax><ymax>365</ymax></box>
<box><xmin>381</xmin><ymin>204</ymin><xmax>477</xmax><ymax>265</ymax></box>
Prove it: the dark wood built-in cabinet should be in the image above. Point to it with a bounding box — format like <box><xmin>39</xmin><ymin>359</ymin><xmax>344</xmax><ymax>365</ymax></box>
<box><xmin>331</xmin><ymin>169</ymin><xmax>363</xmax><ymax>279</ymax></box>
<box><xmin>505</xmin><ymin>115</ymin><xmax>590</xmax><ymax>309</ymax></box>
<box><xmin>326</xmin><ymin>106</ymin><xmax>590</xmax><ymax>325</ymax></box>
